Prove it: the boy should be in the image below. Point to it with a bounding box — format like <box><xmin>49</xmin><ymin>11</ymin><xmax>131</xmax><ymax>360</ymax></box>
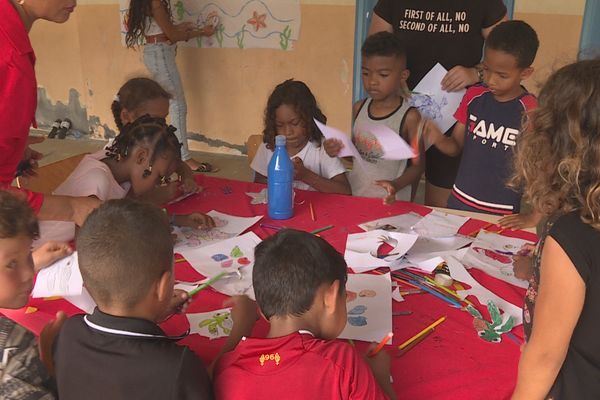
<box><xmin>214</xmin><ymin>229</ymin><xmax>396</xmax><ymax>400</ymax></box>
<box><xmin>426</xmin><ymin>20</ymin><xmax>541</xmax><ymax>229</ymax></box>
<box><xmin>51</xmin><ymin>199</ymin><xmax>255</xmax><ymax>400</ymax></box>
<box><xmin>325</xmin><ymin>31</ymin><xmax>424</xmax><ymax>204</ymax></box>
<box><xmin>0</xmin><ymin>190</ymin><xmax>71</xmax><ymax>400</ymax></box>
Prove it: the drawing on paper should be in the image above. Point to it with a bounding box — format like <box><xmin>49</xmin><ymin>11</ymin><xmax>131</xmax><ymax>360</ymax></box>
<box><xmin>119</xmin><ymin>0</ymin><xmax>301</xmax><ymax>50</ymax></box>
<box><xmin>409</xmin><ymin>93</ymin><xmax>448</xmax><ymax>123</ymax></box>
<box><xmin>352</xmin><ymin>129</ymin><xmax>383</xmax><ymax>164</ymax></box>
<box><xmin>345</xmin><ymin>290</ymin><xmax>377</xmax><ymax>326</ymax></box>
<box><xmin>186</xmin><ymin>307</ymin><xmax>233</xmax><ymax>338</ymax></box>
<box><xmin>210</xmin><ymin>245</ymin><xmax>251</xmax><ymax>268</ymax></box>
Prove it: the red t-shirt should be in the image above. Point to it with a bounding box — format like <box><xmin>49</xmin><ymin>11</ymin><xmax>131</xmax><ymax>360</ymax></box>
<box><xmin>0</xmin><ymin>0</ymin><xmax>44</xmax><ymax>212</ymax></box>
<box><xmin>214</xmin><ymin>332</ymin><xmax>388</xmax><ymax>400</ymax></box>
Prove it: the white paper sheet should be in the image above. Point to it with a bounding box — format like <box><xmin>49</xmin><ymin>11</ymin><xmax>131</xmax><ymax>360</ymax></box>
<box><xmin>353</xmin><ymin>121</ymin><xmax>415</xmax><ymax>160</ymax></box>
<box><xmin>64</xmin><ymin>287</ymin><xmax>97</xmax><ymax>314</ymax></box>
<box><xmin>444</xmin><ymin>256</ymin><xmax>523</xmax><ymax>325</ymax></box>
<box><xmin>177</xmin><ymin>232</ymin><xmax>261</xmax><ymax>300</ymax></box>
<box><xmin>339</xmin><ymin>273</ymin><xmax>393</xmax><ymax>343</ymax></box>
<box><xmin>186</xmin><ymin>307</ymin><xmax>233</xmax><ymax>339</ymax></box>
<box><xmin>358</xmin><ymin>212</ymin><xmax>423</xmax><ymax>234</ymax></box>
<box><xmin>314</xmin><ymin>119</ymin><xmax>360</xmax><ymax>159</ymax></box>
<box><xmin>409</xmin><ymin>63</ymin><xmax>465</xmax><ymax>134</ymax></box>
<box><xmin>461</xmin><ymin>231</ymin><xmax>535</xmax><ymax>289</ymax></box>
<box><xmin>32</xmin><ymin>252</ymin><xmax>82</xmax><ymax>298</ymax></box>
<box><xmin>174</xmin><ymin>211</ymin><xmax>262</xmax><ymax>250</ymax></box>
<box><xmin>344</xmin><ymin>230</ymin><xmax>419</xmax><ymax>273</ymax></box>
<box><xmin>407</xmin><ymin>235</ymin><xmax>473</xmax><ymax>258</ymax></box>
<box><xmin>411</xmin><ymin>210</ymin><xmax>469</xmax><ymax>238</ymax></box>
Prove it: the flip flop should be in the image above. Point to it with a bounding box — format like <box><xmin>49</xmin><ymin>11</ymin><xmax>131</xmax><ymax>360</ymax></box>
<box><xmin>193</xmin><ymin>162</ymin><xmax>219</xmax><ymax>173</ymax></box>
<box><xmin>48</xmin><ymin>119</ymin><xmax>61</xmax><ymax>138</ymax></box>
<box><xmin>57</xmin><ymin>118</ymin><xmax>72</xmax><ymax>139</ymax></box>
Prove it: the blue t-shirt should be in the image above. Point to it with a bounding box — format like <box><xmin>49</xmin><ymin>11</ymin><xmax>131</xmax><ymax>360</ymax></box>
<box><xmin>448</xmin><ymin>84</ymin><xmax>537</xmax><ymax>215</ymax></box>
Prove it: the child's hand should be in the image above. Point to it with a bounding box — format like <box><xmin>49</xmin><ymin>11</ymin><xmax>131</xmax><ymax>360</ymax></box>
<box><xmin>292</xmin><ymin>157</ymin><xmax>307</xmax><ymax>180</ymax></box>
<box><xmin>199</xmin><ymin>24</ymin><xmax>216</xmax><ymax>36</ymax></box>
<box><xmin>512</xmin><ymin>253</ymin><xmax>534</xmax><ymax>281</ymax></box>
<box><xmin>441</xmin><ymin>65</ymin><xmax>478</xmax><ymax>92</ymax></box>
<box><xmin>157</xmin><ymin>289</ymin><xmax>191</xmax><ymax>322</ymax></box>
<box><xmin>32</xmin><ymin>241</ymin><xmax>73</xmax><ymax>272</ymax></box>
<box><xmin>173</xmin><ymin>213</ymin><xmax>215</xmax><ymax>229</ymax></box>
<box><xmin>498</xmin><ymin>213</ymin><xmax>541</xmax><ymax>230</ymax></box>
<box><xmin>324</xmin><ymin>139</ymin><xmax>343</xmax><ymax>158</ymax></box>
<box><xmin>223</xmin><ymin>295</ymin><xmax>258</xmax><ymax>336</ymax></box>
<box><xmin>182</xmin><ymin>177</ymin><xmax>199</xmax><ymax>194</ymax></box>
<box><xmin>38</xmin><ymin>311</ymin><xmax>67</xmax><ymax>377</ymax></box>
<box><xmin>163</xmin><ymin>181</ymin><xmax>182</xmax><ymax>201</ymax></box>
<box><xmin>374</xmin><ymin>180</ymin><xmax>397</xmax><ymax>205</ymax></box>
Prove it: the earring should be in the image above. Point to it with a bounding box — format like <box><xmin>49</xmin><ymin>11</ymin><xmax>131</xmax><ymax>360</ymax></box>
<box><xmin>143</xmin><ymin>165</ymin><xmax>152</xmax><ymax>178</ymax></box>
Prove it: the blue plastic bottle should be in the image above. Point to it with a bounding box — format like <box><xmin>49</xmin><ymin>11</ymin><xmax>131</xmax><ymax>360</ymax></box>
<box><xmin>267</xmin><ymin>135</ymin><xmax>294</xmax><ymax>220</ymax></box>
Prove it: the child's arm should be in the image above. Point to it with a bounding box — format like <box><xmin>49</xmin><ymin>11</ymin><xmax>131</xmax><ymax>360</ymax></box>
<box><xmin>425</xmin><ymin>120</ymin><xmax>465</xmax><ymax>157</ymax></box>
<box><xmin>208</xmin><ymin>295</ymin><xmax>258</xmax><ymax>376</ymax></box>
<box><xmin>364</xmin><ymin>345</ymin><xmax>397</xmax><ymax>400</ymax></box>
<box><xmin>499</xmin><ymin>209</ymin><xmax>543</xmax><ymax>230</ymax></box>
<box><xmin>512</xmin><ymin>243</ymin><xmax>536</xmax><ymax>281</ymax></box>
<box><xmin>38</xmin><ymin>311</ymin><xmax>67</xmax><ymax>377</ymax></box>
<box><xmin>172</xmin><ymin>213</ymin><xmax>215</xmax><ymax>229</ymax></box>
<box><xmin>151</xmin><ymin>0</ymin><xmax>215</xmax><ymax>43</ymax></box>
<box><xmin>375</xmin><ymin>109</ymin><xmax>425</xmax><ymax>204</ymax></box>
<box><xmin>292</xmin><ymin>158</ymin><xmax>351</xmax><ymax>195</ymax></box>
<box><xmin>177</xmin><ymin>161</ymin><xmax>199</xmax><ymax>194</ymax></box>
<box><xmin>512</xmin><ymin>237</ymin><xmax>585</xmax><ymax>399</ymax></box>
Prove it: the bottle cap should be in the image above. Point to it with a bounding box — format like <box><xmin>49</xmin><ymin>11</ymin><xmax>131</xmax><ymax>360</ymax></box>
<box><xmin>275</xmin><ymin>135</ymin><xmax>286</xmax><ymax>146</ymax></box>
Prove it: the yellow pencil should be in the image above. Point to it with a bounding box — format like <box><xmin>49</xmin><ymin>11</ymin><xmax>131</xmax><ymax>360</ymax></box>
<box><xmin>309</xmin><ymin>202</ymin><xmax>316</xmax><ymax>222</ymax></box>
<box><xmin>398</xmin><ymin>316</ymin><xmax>446</xmax><ymax>350</ymax></box>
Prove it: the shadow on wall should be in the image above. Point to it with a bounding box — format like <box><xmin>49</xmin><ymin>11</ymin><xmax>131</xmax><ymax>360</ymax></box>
<box><xmin>35</xmin><ymin>87</ymin><xmax>248</xmax><ymax>154</ymax></box>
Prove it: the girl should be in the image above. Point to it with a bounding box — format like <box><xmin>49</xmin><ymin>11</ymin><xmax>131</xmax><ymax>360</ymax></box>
<box><xmin>511</xmin><ymin>59</ymin><xmax>600</xmax><ymax>399</ymax></box>
<box><xmin>112</xmin><ymin>77</ymin><xmax>198</xmax><ymax>204</ymax></box>
<box><xmin>251</xmin><ymin>80</ymin><xmax>351</xmax><ymax>195</ymax></box>
<box><xmin>125</xmin><ymin>0</ymin><xmax>215</xmax><ymax>172</ymax></box>
<box><xmin>37</xmin><ymin>116</ymin><xmax>214</xmax><ymax>247</ymax></box>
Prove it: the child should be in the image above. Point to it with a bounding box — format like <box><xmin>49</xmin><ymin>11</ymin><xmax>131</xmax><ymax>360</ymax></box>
<box><xmin>0</xmin><ymin>190</ymin><xmax>72</xmax><ymax>400</ymax></box>
<box><xmin>425</xmin><ymin>20</ymin><xmax>541</xmax><ymax>229</ymax></box>
<box><xmin>51</xmin><ymin>199</ymin><xmax>256</xmax><ymax>400</ymax></box>
<box><xmin>112</xmin><ymin>77</ymin><xmax>198</xmax><ymax>204</ymax></box>
<box><xmin>325</xmin><ymin>31</ymin><xmax>425</xmax><ymax>204</ymax></box>
<box><xmin>511</xmin><ymin>59</ymin><xmax>600</xmax><ymax>399</ymax></box>
<box><xmin>251</xmin><ymin>79</ymin><xmax>351</xmax><ymax>195</ymax></box>
<box><xmin>214</xmin><ymin>229</ymin><xmax>396</xmax><ymax>400</ymax></box>
<box><xmin>36</xmin><ymin>116</ymin><xmax>214</xmax><ymax>247</ymax></box>
<box><xmin>125</xmin><ymin>0</ymin><xmax>215</xmax><ymax>172</ymax></box>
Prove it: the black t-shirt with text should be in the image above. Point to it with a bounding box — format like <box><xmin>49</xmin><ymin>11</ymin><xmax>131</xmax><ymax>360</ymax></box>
<box><xmin>374</xmin><ymin>0</ymin><xmax>506</xmax><ymax>88</ymax></box>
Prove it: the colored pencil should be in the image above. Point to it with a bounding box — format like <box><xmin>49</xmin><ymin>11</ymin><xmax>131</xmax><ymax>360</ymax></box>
<box><xmin>392</xmin><ymin>311</ymin><xmax>413</xmax><ymax>316</ymax></box>
<box><xmin>369</xmin><ymin>332</ymin><xmax>394</xmax><ymax>357</ymax></box>
<box><xmin>467</xmin><ymin>222</ymin><xmax>494</xmax><ymax>237</ymax></box>
<box><xmin>310</xmin><ymin>225</ymin><xmax>334</xmax><ymax>235</ymax></box>
<box><xmin>397</xmin><ymin>329</ymin><xmax>434</xmax><ymax>356</ymax></box>
<box><xmin>175</xmin><ymin>258</ymin><xmax>187</xmax><ymax>264</ymax></box>
<box><xmin>506</xmin><ymin>332</ymin><xmax>522</xmax><ymax>346</ymax></box>
<box><xmin>188</xmin><ymin>271</ymin><xmax>228</xmax><ymax>297</ymax></box>
<box><xmin>398</xmin><ymin>316</ymin><xmax>446</xmax><ymax>351</ymax></box>
<box><xmin>423</xmin><ymin>275</ymin><xmax>474</xmax><ymax>307</ymax></box>
<box><xmin>347</xmin><ymin>339</ymin><xmax>355</xmax><ymax>347</ymax></box>
<box><xmin>260</xmin><ymin>223</ymin><xmax>284</xmax><ymax>231</ymax></box>
<box><xmin>408</xmin><ymin>279</ymin><xmax>462</xmax><ymax>308</ymax></box>
<box><xmin>309</xmin><ymin>202</ymin><xmax>316</xmax><ymax>222</ymax></box>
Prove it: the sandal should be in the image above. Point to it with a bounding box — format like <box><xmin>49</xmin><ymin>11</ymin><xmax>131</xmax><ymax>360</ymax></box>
<box><xmin>48</xmin><ymin>119</ymin><xmax>61</xmax><ymax>138</ymax></box>
<box><xmin>193</xmin><ymin>162</ymin><xmax>219</xmax><ymax>173</ymax></box>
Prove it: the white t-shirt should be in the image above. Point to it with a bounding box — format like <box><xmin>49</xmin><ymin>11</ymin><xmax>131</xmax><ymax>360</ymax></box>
<box><xmin>35</xmin><ymin>149</ymin><xmax>131</xmax><ymax>248</ymax></box>
<box><xmin>251</xmin><ymin>141</ymin><xmax>346</xmax><ymax>191</ymax></box>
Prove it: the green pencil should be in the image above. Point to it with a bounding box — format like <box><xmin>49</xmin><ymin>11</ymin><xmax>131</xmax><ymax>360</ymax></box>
<box><xmin>310</xmin><ymin>225</ymin><xmax>334</xmax><ymax>235</ymax></box>
<box><xmin>188</xmin><ymin>271</ymin><xmax>228</xmax><ymax>297</ymax></box>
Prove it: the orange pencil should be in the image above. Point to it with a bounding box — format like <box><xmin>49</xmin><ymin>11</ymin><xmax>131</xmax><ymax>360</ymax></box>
<box><xmin>368</xmin><ymin>332</ymin><xmax>394</xmax><ymax>357</ymax></box>
<box><xmin>309</xmin><ymin>202</ymin><xmax>316</xmax><ymax>222</ymax></box>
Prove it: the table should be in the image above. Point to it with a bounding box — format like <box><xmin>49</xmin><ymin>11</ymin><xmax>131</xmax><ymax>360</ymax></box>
<box><xmin>2</xmin><ymin>176</ymin><xmax>537</xmax><ymax>400</ymax></box>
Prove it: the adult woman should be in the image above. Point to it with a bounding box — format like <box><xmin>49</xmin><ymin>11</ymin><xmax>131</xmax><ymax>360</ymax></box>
<box><xmin>1</xmin><ymin>0</ymin><xmax>98</xmax><ymax>224</ymax></box>
<box><xmin>369</xmin><ymin>0</ymin><xmax>506</xmax><ymax>207</ymax></box>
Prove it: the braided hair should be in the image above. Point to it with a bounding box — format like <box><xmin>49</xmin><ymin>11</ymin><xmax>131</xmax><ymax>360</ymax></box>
<box><xmin>125</xmin><ymin>0</ymin><xmax>172</xmax><ymax>48</ymax></box>
<box><xmin>105</xmin><ymin>115</ymin><xmax>182</xmax><ymax>169</ymax></box>
<box><xmin>263</xmin><ymin>79</ymin><xmax>327</xmax><ymax>150</ymax></box>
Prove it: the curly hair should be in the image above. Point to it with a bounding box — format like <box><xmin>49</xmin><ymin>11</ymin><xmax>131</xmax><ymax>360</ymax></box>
<box><xmin>0</xmin><ymin>190</ymin><xmax>39</xmax><ymax>240</ymax></box>
<box><xmin>111</xmin><ymin>77</ymin><xmax>172</xmax><ymax>130</ymax></box>
<box><xmin>262</xmin><ymin>79</ymin><xmax>327</xmax><ymax>150</ymax></box>
<box><xmin>125</xmin><ymin>0</ymin><xmax>171</xmax><ymax>48</ymax></box>
<box><xmin>105</xmin><ymin>115</ymin><xmax>182</xmax><ymax>168</ymax></box>
<box><xmin>509</xmin><ymin>58</ymin><xmax>600</xmax><ymax>228</ymax></box>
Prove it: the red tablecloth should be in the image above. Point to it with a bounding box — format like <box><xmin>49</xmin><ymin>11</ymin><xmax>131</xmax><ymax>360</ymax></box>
<box><xmin>2</xmin><ymin>176</ymin><xmax>537</xmax><ymax>400</ymax></box>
